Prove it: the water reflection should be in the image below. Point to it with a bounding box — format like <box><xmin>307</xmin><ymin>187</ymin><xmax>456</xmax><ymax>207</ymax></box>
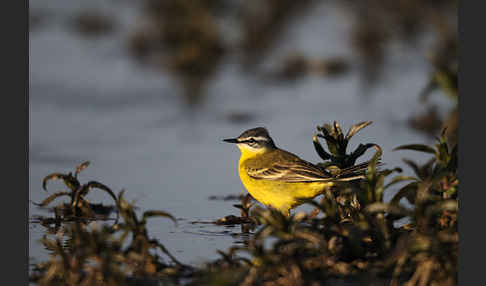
<box><xmin>29</xmin><ymin>0</ymin><xmax>456</xmax><ymax>266</ymax></box>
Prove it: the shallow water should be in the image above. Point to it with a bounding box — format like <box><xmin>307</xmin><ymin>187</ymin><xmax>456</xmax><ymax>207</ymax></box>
<box><xmin>29</xmin><ymin>0</ymin><xmax>454</xmax><ymax>267</ymax></box>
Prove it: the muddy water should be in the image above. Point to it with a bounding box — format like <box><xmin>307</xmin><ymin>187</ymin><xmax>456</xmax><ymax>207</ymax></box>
<box><xmin>29</xmin><ymin>0</ymin><xmax>454</xmax><ymax>267</ymax></box>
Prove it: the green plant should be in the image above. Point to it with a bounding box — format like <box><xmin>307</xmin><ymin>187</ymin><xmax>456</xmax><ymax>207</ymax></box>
<box><xmin>31</xmin><ymin>191</ymin><xmax>191</xmax><ymax>286</ymax></box>
<box><xmin>113</xmin><ymin>190</ymin><xmax>188</xmax><ymax>275</ymax></box>
<box><xmin>37</xmin><ymin>161</ymin><xmax>118</xmax><ymax>220</ymax></box>
<box><xmin>30</xmin><ymin>124</ymin><xmax>458</xmax><ymax>286</ymax></box>
<box><xmin>312</xmin><ymin>121</ymin><xmax>381</xmax><ymax>170</ymax></box>
<box><xmin>386</xmin><ymin>129</ymin><xmax>458</xmax><ymax>286</ymax></box>
<box><xmin>190</xmin><ymin>124</ymin><xmax>457</xmax><ymax>286</ymax></box>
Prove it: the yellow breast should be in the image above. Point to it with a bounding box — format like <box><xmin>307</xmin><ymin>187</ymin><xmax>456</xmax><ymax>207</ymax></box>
<box><xmin>238</xmin><ymin>156</ymin><xmax>333</xmax><ymax>214</ymax></box>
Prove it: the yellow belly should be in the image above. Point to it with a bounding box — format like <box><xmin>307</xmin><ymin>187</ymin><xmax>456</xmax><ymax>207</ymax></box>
<box><xmin>238</xmin><ymin>163</ymin><xmax>333</xmax><ymax>213</ymax></box>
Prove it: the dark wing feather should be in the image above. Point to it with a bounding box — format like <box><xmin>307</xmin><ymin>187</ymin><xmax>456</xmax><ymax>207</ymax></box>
<box><xmin>247</xmin><ymin>160</ymin><xmax>335</xmax><ymax>183</ymax></box>
<box><xmin>245</xmin><ymin>149</ymin><xmax>368</xmax><ymax>183</ymax></box>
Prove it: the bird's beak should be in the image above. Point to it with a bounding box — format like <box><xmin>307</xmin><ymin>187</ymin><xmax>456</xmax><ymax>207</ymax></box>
<box><xmin>223</xmin><ymin>138</ymin><xmax>239</xmax><ymax>143</ymax></box>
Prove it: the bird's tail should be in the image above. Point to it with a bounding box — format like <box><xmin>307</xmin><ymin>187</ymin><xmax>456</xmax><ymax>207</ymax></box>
<box><xmin>333</xmin><ymin>160</ymin><xmax>382</xmax><ymax>182</ymax></box>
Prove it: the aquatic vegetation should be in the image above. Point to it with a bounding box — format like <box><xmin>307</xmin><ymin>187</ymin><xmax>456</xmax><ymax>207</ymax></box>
<box><xmin>215</xmin><ymin>194</ymin><xmax>255</xmax><ymax>227</ymax></box>
<box><xmin>386</xmin><ymin>130</ymin><xmax>458</xmax><ymax>286</ymax></box>
<box><xmin>30</xmin><ymin>0</ymin><xmax>458</xmax><ymax>284</ymax></box>
<box><xmin>30</xmin><ymin>122</ymin><xmax>457</xmax><ymax>285</ymax></box>
<box><xmin>130</xmin><ymin>0</ymin><xmax>225</xmax><ymax>106</ymax></box>
<box><xmin>195</xmin><ymin>121</ymin><xmax>457</xmax><ymax>285</ymax></box>
<box><xmin>268</xmin><ymin>54</ymin><xmax>350</xmax><ymax>81</ymax></box>
<box><xmin>35</xmin><ymin>161</ymin><xmax>118</xmax><ymax>221</ymax></box>
<box><xmin>123</xmin><ymin>0</ymin><xmax>458</xmax><ymax>126</ymax></box>
<box><xmin>346</xmin><ymin>0</ymin><xmax>457</xmax><ymax>87</ymax></box>
<box><xmin>192</xmin><ymin>124</ymin><xmax>457</xmax><ymax>286</ymax></box>
<box><xmin>31</xmin><ymin>189</ymin><xmax>191</xmax><ymax>286</ymax></box>
<box><xmin>239</xmin><ymin>0</ymin><xmax>314</xmax><ymax>68</ymax></box>
<box><xmin>312</xmin><ymin>120</ymin><xmax>380</xmax><ymax>169</ymax></box>
<box><xmin>411</xmin><ymin>35</ymin><xmax>458</xmax><ymax>144</ymax></box>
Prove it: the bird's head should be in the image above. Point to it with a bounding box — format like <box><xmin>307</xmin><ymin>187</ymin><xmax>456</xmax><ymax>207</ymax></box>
<box><xmin>223</xmin><ymin>127</ymin><xmax>277</xmax><ymax>155</ymax></box>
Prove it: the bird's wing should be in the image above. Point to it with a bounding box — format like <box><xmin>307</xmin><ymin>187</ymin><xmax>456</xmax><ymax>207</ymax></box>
<box><xmin>246</xmin><ymin>160</ymin><xmax>335</xmax><ymax>183</ymax></box>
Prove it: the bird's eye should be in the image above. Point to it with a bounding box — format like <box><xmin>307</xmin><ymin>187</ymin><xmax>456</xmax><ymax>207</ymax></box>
<box><xmin>248</xmin><ymin>138</ymin><xmax>256</xmax><ymax>143</ymax></box>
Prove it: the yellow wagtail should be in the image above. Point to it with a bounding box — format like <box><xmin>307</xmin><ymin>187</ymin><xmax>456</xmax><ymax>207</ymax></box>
<box><xmin>223</xmin><ymin>127</ymin><xmax>368</xmax><ymax>216</ymax></box>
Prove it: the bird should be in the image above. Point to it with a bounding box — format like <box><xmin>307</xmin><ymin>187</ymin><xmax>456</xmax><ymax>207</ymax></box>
<box><xmin>223</xmin><ymin>127</ymin><xmax>368</xmax><ymax>216</ymax></box>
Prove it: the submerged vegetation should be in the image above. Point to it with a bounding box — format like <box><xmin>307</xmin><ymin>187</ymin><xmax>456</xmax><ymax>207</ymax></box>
<box><xmin>32</xmin><ymin>161</ymin><xmax>119</xmax><ymax>226</ymax></box>
<box><xmin>31</xmin><ymin>191</ymin><xmax>192</xmax><ymax>286</ymax></box>
<box><xmin>30</xmin><ymin>121</ymin><xmax>458</xmax><ymax>285</ymax></box>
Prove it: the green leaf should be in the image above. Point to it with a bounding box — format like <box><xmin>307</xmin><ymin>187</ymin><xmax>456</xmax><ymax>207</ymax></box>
<box><xmin>317</xmin><ymin>124</ymin><xmax>340</xmax><ymax>155</ymax></box>
<box><xmin>425</xmin><ymin>200</ymin><xmax>458</xmax><ymax>217</ymax></box>
<box><xmin>364</xmin><ymin>202</ymin><xmax>411</xmax><ymax>216</ymax></box>
<box><xmin>345</xmin><ymin>121</ymin><xmax>372</xmax><ymax>141</ymax></box>
<box><xmin>445</xmin><ymin>187</ymin><xmax>457</xmax><ymax>196</ymax></box>
<box><xmin>35</xmin><ymin>191</ymin><xmax>71</xmax><ymax>207</ymax></box>
<box><xmin>368</xmin><ymin>146</ymin><xmax>383</xmax><ymax>172</ymax></box>
<box><xmin>116</xmin><ymin>189</ymin><xmax>136</xmax><ymax>226</ymax></box>
<box><xmin>42</xmin><ymin>173</ymin><xmax>68</xmax><ymax>192</ymax></box>
<box><xmin>318</xmin><ymin>124</ymin><xmax>333</xmax><ymax>135</ymax></box>
<box><xmin>402</xmin><ymin>159</ymin><xmax>421</xmax><ymax>178</ymax></box>
<box><xmin>74</xmin><ymin>161</ymin><xmax>90</xmax><ymax>177</ymax></box>
<box><xmin>72</xmin><ymin>181</ymin><xmax>118</xmax><ymax>220</ymax></box>
<box><xmin>320</xmin><ymin>137</ymin><xmax>339</xmax><ymax>156</ymax></box>
<box><xmin>390</xmin><ymin>182</ymin><xmax>418</xmax><ymax>205</ymax></box>
<box><xmin>84</xmin><ymin>181</ymin><xmax>118</xmax><ymax>205</ymax></box>
<box><xmin>117</xmin><ymin>189</ymin><xmax>126</xmax><ymax>204</ymax></box>
<box><xmin>350</xmin><ymin>143</ymin><xmax>382</xmax><ymax>165</ymax></box>
<box><xmin>317</xmin><ymin>132</ymin><xmax>338</xmax><ymax>146</ymax></box>
<box><xmin>312</xmin><ymin>134</ymin><xmax>332</xmax><ymax>160</ymax></box>
<box><xmin>374</xmin><ymin>175</ymin><xmax>385</xmax><ymax>202</ymax></box>
<box><xmin>378</xmin><ymin>167</ymin><xmax>402</xmax><ymax>177</ymax></box>
<box><xmin>437</xmin><ymin>141</ymin><xmax>450</xmax><ymax>165</ymax></box>
<box><xmin>384</xmin><ymin>176</ymin><xmax>417</xmax><ymax>190</ymax></box>
<box><xmin>393</xmin><ymin>144</ymin><xmax>436</xmax><ymax>154</ymax></box>
<box><xmin>333</xmin><ymin>121</ymin><xmax>344</xmax><ymax>142</ymax></box>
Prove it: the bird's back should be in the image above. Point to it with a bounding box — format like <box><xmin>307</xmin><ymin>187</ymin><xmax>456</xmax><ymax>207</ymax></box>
<box><xmin>242</xmin><ymin>148</ymin><xmax>321</xmax><ymax>173</ymax></box>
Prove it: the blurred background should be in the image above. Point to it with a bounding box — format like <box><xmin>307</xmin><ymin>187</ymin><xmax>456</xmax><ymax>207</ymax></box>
<box><xmin>29</xmin><ymin>0</ymin><xmax>457</xmax><ymax>266</ymax></box>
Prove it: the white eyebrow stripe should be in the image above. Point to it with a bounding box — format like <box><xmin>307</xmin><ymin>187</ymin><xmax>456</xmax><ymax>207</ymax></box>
<box><xmin>237</xmin><ymin>136</ymin><xmax>270</xmax><ymax>142</ymax></box>
<box><xmin>251</xmin><ymin>136</ymin><xmax>270</xmax><ymax>141</ymax></box>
